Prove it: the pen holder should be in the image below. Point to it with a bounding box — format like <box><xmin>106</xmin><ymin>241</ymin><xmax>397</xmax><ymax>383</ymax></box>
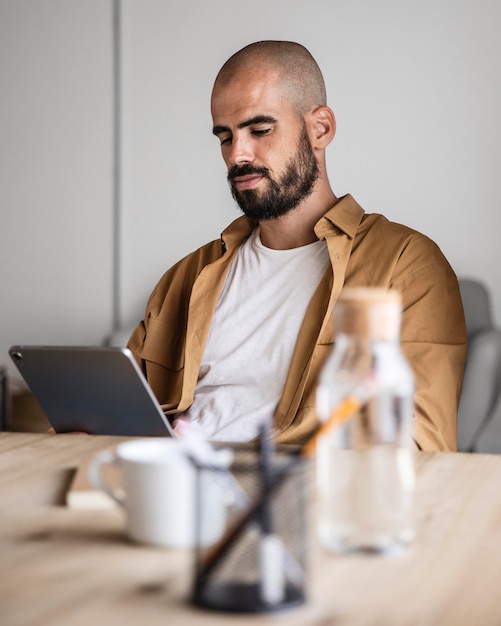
<box><xmin>191</xmin><ymin>450</ymin><xmax>308</xmax><ymax>613</ymax></box>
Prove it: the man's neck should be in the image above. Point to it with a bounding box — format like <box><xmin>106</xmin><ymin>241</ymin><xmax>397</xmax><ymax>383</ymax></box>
<box><xmin>258</xmin><ymin>190</ymin><xmax>338</xmax><ymax>250</ymax></box>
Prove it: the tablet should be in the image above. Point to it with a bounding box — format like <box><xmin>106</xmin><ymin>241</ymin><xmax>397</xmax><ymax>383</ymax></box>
<box><xmin>9</xmin><ymin>345</ymin><xmax>175</xmax><ymax>437</ymax></box>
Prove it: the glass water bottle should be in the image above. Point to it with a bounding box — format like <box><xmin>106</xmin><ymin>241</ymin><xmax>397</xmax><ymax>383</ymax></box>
<box><xmin>316</xmin><ymin>287</ymin><xmax>415</xmax><ymax>555</ymax></box>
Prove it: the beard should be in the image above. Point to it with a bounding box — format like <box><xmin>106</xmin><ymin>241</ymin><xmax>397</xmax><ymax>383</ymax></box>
<box><xmin>227</xmin><ymin>125</ymin><xmax>319</xmax><ymax>221</ymax></box>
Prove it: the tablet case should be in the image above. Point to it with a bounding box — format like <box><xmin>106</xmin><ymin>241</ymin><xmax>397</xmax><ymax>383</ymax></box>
<box><xmin>9</xmin><ymin>345</ymin><xmax>175</xmax><ymax>437</ymax></box>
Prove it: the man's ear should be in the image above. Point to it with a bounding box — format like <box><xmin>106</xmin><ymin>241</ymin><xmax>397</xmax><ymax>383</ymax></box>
<box><xmin>309</xmin><ymin>105</ymin><xmax>336</xmax><ymax>148</ymax></box>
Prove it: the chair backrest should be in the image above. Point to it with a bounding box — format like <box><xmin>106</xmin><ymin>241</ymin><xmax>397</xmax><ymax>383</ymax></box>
<box><xmin>457</xmin><ymin>278</ymin><xmax>501</xmax><ymax>451</ymax></box>
<box><xmin>459</xmin><ymin>278</ymin><xmax>493</xmax><ymax>337</ymax></box>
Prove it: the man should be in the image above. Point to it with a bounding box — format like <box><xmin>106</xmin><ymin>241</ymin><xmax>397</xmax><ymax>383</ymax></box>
<box><xmin>128</xmin><ymin>41</ymin><xmax>467</xmax><ymax>451</ymax></box>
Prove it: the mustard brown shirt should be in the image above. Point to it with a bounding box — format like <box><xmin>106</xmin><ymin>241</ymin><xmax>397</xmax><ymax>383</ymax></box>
<box><xmin>127</xmin><ymin>194</ymin><xmax>467</xmax><ymax>451</ymax></box>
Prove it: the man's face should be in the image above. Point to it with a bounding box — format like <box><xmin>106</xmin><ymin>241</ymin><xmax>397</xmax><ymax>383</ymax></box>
<box><xmin>227</xmin><ymin>124</ymin><xmax>319</xmax><ymax>220</ymax></box>
<box><xmin>211</xmin><ymin>70</ymin><xmax>319</xmax><ymax>220</ymax></box>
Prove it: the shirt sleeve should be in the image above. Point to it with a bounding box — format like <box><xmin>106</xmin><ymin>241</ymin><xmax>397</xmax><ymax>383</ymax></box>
<box><xmin>392</xmin><ymin>236</ymin><xmax>467</xmax><ymax>451</ymax></box>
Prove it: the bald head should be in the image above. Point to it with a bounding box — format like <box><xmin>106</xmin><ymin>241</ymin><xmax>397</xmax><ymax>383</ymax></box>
<box><xmin>213</xmin><ymin>41</ymin><xmax>327</xmax><ymax>117</ymax></box>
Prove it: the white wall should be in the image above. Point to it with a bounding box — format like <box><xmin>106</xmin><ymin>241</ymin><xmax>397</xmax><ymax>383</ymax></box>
<box><xmin>120</xmin><ymin>0</ymin><xmax>501</xmax><ymax>329</ymax></box>
<box><xmin>0</xmin><ymin>0</ymin><xmax>113</xmax><ymax>381</ymax></box>
<box><xmin>2</xmin><ymin>0</ymin><xmax>500</xmax><ymax>383</ymax></box>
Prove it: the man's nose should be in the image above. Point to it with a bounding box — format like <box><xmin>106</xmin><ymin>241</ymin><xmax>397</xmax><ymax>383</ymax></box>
<box><xmin>228</xmin><ymin>135</ymin><xmax>254</xmax><ymax>166</ymax></box>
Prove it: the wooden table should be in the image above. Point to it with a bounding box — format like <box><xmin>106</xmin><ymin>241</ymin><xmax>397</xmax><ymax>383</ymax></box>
<box><xmin>1</xmin><ymin>432</ymin><xmax>501</xmax><ymax>625</ymax></box>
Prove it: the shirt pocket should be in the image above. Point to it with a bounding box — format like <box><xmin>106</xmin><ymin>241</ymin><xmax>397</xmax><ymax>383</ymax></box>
<box><xmin>137</xmin><ymin>314</ymin><xmax>186</xmax><ymax>373</ymax></box>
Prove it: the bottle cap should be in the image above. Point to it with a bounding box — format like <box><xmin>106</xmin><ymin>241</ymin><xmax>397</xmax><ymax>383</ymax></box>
<box><xmin>334</xmin><ymin>287</ymin><xmax>402</xmax><ymax>340</ymax></box>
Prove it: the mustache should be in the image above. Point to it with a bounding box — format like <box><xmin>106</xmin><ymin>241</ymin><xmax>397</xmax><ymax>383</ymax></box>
<box><xmin>227</xmin><ymin>164</ymin><xmax>270</xmax><ymax>183</ymax></box>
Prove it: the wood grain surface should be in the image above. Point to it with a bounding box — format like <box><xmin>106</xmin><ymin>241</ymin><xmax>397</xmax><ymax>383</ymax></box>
<box><xmin>1</xmin><ymin>432</ymin><xmax>501</xmax><ymax>625</ymax></box>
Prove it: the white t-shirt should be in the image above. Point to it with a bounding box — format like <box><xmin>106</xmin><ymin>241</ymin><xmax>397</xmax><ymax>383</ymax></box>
<box><xmin>183</xmin><ymin>228</ymin><xmax>330</xmax><ymax>441</ymax></box>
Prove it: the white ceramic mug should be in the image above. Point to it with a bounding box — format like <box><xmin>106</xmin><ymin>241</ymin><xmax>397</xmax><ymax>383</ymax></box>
<box><xmin>88</xmin><ymin>438</ymin><xmax>227</xmax><ymax>548</ymax></box>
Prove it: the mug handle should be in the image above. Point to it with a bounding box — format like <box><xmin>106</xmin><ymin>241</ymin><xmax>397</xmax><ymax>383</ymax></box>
<box><xmin>87</xmin><ymin>449</ymin><xmax>125</xmax><ymax>506</ymax></box>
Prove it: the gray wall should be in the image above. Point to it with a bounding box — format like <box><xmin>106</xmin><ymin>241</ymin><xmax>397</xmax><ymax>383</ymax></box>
<box><xmin>1</xmin><ymin>0</ymin><xmax>114</xmax><ymax>386</ymax></box>
<box><xmin>2</xmin><ymin>0</ymin><xmax>500</xmax><ymax>385</ymax></box>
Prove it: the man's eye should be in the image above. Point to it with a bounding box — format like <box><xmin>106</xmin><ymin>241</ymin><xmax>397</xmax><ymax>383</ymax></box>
<box><xmin>219</xmin><ymin>136</ymin><xmax>232</xmax><ymax>146</ymax></box>
<box><xmin>252</xmin><ymin>128</ymin><xmax>271</xmax><ymax>136</ymax></box>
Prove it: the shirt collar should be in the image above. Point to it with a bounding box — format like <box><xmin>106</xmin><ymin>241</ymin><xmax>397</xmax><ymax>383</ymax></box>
<box><xmin>314</xmin><ymin>194</ymin><xmax>365</xmax><ymax>240</ymax></box>
<box><xmin>220</xmin><ymin>193</ymin><xmax>365</xmax><ymax>251</ymax></box>
<box><xmin>220</xmin><ymin>215</ymin><xmax>257</xmax><ymax>252</ymax></box>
